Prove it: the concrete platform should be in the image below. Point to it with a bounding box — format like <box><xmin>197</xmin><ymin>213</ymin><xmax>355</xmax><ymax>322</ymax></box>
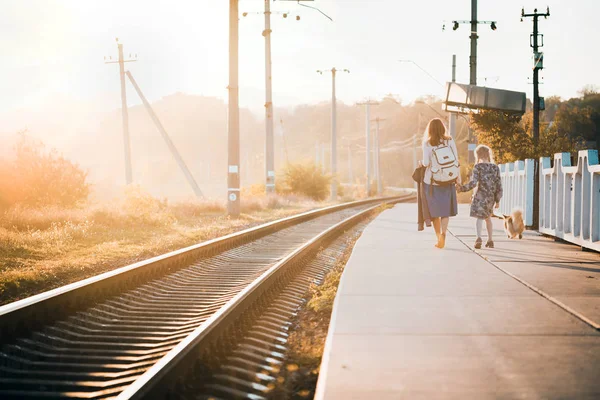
<box><xmin>315</xmin><ymin>203</ymin><xmax>600</xmax><ymax>400</ymax></box>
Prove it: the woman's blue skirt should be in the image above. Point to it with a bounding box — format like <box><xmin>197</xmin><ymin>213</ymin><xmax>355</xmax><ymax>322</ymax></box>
<box><xmin>423</xmin><ymin>183</ymin><xmax>458</xmax><ymax>218</ymax></box>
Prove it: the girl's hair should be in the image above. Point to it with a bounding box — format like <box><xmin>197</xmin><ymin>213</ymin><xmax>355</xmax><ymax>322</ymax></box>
<box><xmin>475</xmin><ymin>144</ymin><xmax>495</xmax><ymax>164</ymax></box>
<box><xmin>423</xmin><ymin>118</ymin><xmax>452</xmax><ymax>147</ymax></box>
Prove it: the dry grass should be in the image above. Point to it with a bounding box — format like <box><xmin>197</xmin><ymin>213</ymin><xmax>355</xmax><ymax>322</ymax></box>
<box><xmin>0</xmin><ymin>188</ymin><xmax>318</xmax><ymax>305</ymax></box>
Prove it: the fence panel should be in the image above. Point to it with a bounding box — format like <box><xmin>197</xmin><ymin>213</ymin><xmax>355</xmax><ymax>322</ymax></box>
<box><xmin>539</xmin><ymin>150</ymin><xmax>600</xmax><ymax>251</ymax></box>
<box><xmin>498</xmin><ymin>159</ymin><xmax>535</xmax><ymax>226</ymax></box>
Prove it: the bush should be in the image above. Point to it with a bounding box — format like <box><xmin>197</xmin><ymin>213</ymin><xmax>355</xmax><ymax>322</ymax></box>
<box><xmin>121</xmin><ymin>185</ymin><xmax>174</xmax><ymax>226</ymax></box>
<box><xmin>0</xmin><ymin>132</ymin><xmax>90</xmax><ymax>209</ymax></box>
<box><xmin>279</xmin><ymin>162</ymin><xmax>331</xmax><ymax>201</ymax></box>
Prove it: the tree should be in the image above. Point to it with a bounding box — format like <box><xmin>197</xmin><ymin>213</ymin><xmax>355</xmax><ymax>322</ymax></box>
<box><xmin>551</xmin><ymin>87</ymin><xmax>600</xmax><ymax>149</ymax></box>
<box><xmin>470</xmin><ymin>111</ymin><xmax>533</xmax><ymax>164</ymax></box>
<box><xmin>470</xmin><ymin>110</ymin><xmax>581</xmax><ymax>164</ymax></box>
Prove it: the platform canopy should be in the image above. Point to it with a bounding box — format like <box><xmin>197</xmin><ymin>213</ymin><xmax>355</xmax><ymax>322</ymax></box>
<box><xmin>443</xmin><ymin>82</ymin><xmax>527</xmax><ymax>115</ymax></box>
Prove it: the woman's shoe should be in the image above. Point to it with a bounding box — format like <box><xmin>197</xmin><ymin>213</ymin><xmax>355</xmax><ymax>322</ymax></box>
<box><xmin>485</xmin><ymin>240</ymin><xmax>494</xmax><ymax>248</ymax></box>
<box><xmin>474</xmin><ymin>237</ymin><xmax>482</xmax><ymax>249</ymax></box>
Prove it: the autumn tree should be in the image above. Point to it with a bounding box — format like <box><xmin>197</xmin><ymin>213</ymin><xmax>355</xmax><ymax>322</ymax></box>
<box><xmin>470</xmin><ymin>109</ymin><xmax>582</xmax><ymax>164</ymax></box>
<box><xmin>470</xmin><ymin>110</ymin><xmax>533</xmax><ymax>164</ymax></box>
<box><xmin>552</xmin><ymin>87</ymin><xmax>600</xmax><ymax>149</ymax></box>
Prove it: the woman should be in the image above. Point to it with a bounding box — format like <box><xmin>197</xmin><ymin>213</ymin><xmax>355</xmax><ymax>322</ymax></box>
<box><xmin>420</xmin><ymin>118</ymin><xmax>459</xmax><ymax>248</ymax></box>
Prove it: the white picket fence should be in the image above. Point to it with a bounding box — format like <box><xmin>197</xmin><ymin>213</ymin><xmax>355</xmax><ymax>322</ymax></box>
<box><xmin>498</xmin><ymin>159</ymin><xmax>535</xmax><ymax>227</ymax></box>
<box><xmin>539</xmin><ymin>150</ymin><xmax>600</xmax><ymax>251</ymax></box>
<box><xmin>498</xmin><ymin>149</ymin><xmax>600</xmax><ymax>251</ymax></box>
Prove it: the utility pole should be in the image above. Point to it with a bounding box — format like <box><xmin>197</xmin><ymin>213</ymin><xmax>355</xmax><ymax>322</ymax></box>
<box><xmin>318</xmin><ymin>68</ymin><xmax>349</xmax><ymax>201</ymax></box>
<box><xmin>357</xmin><ymin>100</ymin><xmax>379</xmax><ymax>196</ymax></box>
<box><xmin>522</xmin><ymin>6</ymin><xmax>550</xmax><ymax>229</ymax></box>
<box><xmin>372</xmin><ymin>117</ymin><xmax>386</xmax><ymax>195</ymax></box>
<box><xmin>264</xmin><ymin>0</ymin><xmax>275</xmax><ymax>194</ymax></box>
<box><xmin>228</xmin><ymin>0</ymin><xmax>241</xmax><ymax>216</ymax></box>
<box><xmin>450</xmin><ymin>0</ymin><xmax>497</xmax><ymax>86</ymax></box>
<box><xmin>449</xmin><ymin>54</ymin><xmax>457</xmax><ymax>139</ymax></box>
<box><xmin>245</xmin><ymin>1</ymin><xmax>320</xmax><ymax>194</ymax></box>
<box><xmin>469</xmin><ymin>0</ymin><xmax>477</xmax><ymax>85</ymax></box>
<box><xmin>104</xmin><ymin>38</ymin><xmax>137</xmax><ymax>185</ymax></box>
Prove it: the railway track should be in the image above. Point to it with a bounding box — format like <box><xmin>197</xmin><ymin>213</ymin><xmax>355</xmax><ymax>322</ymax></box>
<box><xmin>0</xmin><ymin>195</ymin><xmax>414</xmax><ymax>399</ymax></box>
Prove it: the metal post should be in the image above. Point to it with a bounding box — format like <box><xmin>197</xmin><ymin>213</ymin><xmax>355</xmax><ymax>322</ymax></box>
<box><xmin>532</xmin><ymin>17</ymin><xmax>540</xmax><ymax>153</ymax></box>
<box><xmin>470</xmin><ymin>0</ymin><xmax>478</xmax><ymax>85</ymax></box>
<box><xmin>118</xmin><ymin>43</ymin><xmax>132</xmax><ymax>185</ymax></box>
<box><xmin>522</xmin><ymin>7</ymin><xmax>550</xmax><ymax>229</ymax></box>
<box><xmin>228</xmin><ymin>0</ymin><xmax>241</xmax><ymax>216</ymax></box>
<box><xmin>264</xmin><ymin>0</ymin><xmax>275</xmax><ymax>194</ymax></box>
<box><xmin>331</xmin><ymin>68</ymin><xmax>337</xmax><ymax>200</ymax></box>
<box><xmin>126</xmin><ymin>72</ymin><xmax>204</xmax><ymax>198</ymax></box>
<box><xmin>449</xmin><ymin>54</ymin><xmax>457</xmax><ymax>139</ymax></box>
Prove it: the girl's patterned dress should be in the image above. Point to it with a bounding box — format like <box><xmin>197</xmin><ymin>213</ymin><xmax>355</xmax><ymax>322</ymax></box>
<box><xmin>458</xmin><ymin>163</ymin><xmax>503</xmax><ymax>219</ymax></box>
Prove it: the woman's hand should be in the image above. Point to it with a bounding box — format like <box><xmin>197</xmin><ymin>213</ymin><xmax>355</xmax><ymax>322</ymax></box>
<box><xmin>455</xmin><ymin>182</ymin><xmax>462</xmax><ymax>192</ymax></box>
<box><xmin>417</xmin><ymin>160</ymin><xmax>423</xmax><ymax>167</ymax></box>
<box><xmin>495</xmin><ymin>202</ymin><xmax>500</xmax><ymax>209</ymax></box>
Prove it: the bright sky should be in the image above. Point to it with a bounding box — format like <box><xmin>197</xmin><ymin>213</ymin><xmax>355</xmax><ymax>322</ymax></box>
<box><xmin>2</xmin><ymin>0</ymin><xmax>599</xmax><ymax>116</ymax></box>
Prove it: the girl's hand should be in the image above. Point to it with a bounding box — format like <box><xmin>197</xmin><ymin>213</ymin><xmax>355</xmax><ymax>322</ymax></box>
<box><xmin>417</xmin><ymin>160</ymin><xmax>423</xmax><ymax>167</ymax></box>
<box><xmin>455</xmin><ymin>183</ymin><xmax>462</xmax><ymax>192</ymax></box>
<box><xmin>495</xmin><ymin>202</ymin><xmax>500</xmax><ymax>209</ymax></box>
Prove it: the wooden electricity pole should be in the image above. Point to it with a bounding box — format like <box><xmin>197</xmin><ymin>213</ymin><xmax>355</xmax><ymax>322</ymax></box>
<box><xmin>105</xmin><ymin>38</ymin><xmax>136</xmax><ymax>185</ymax></box>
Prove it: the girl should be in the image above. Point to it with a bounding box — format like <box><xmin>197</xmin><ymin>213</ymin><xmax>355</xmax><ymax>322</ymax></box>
<box><xmin>421</xmin><ymin>118</ymin><xmax>459</xmax><ymax>249</ymax></box>
<box><xmin>457</xmin><ymin>145</ymin><xmax>503</xmax><ymax>249</ymax></box>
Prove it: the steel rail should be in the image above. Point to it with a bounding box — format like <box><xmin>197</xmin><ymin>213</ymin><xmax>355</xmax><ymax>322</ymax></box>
<box><xmin>118</xmin><ymin>196</ymin><xmax>410</xmax><ymax>399</ymax></box>
<box><xmin>0</xmin><ymin>194</ymin><xmax>410</xmax><ymax>344</ymax></box>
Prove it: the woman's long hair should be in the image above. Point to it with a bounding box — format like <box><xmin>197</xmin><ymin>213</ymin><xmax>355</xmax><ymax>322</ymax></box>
<box><xmin>423</xmin><ymin>118</ymin><xmax>451</xmax><ymax>147</ymax></box>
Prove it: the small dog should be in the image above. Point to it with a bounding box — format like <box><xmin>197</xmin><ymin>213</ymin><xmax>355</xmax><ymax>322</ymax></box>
<box><xmin>502</xmin><ymin>208</ymin><xmax>524</xmax><ymax>239</ymax></box>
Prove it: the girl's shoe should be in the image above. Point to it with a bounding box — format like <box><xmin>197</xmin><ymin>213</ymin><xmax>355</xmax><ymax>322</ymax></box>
<box><xmin>485</xmin><ymin>240</ymin><xmax>494</xmax><ymax>248</ymax></box>
<box><xmin>474</xmin><ymin>237</ymin><xmax>482</xmax><ymax>249</ymax></box>
<box><xmin>435</xmin><ymin>233</ymin><xmax>446</xmax><ymax>249</ymax></box>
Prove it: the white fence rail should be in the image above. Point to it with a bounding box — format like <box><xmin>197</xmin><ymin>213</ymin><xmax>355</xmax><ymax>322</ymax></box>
<box><xmin>498</xmin><ymin>159</ymin><xmax>535</xmax><ymax>226</ymax></box>
<box><xmin>500</xmin><ymin>150</ymin><xmax>600</xmax><ymax>251</ymax></box>
<box><xmin>539</xmin><ymin>150</ymin><xmax>600</xmax><ymax>251</ymax></box>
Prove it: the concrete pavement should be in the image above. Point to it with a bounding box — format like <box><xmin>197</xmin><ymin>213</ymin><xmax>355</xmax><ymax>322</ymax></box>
<box><xmin>315</xmin><ymin>203</ymin><xmax>600</xmax><ymax>399</ymax></box>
